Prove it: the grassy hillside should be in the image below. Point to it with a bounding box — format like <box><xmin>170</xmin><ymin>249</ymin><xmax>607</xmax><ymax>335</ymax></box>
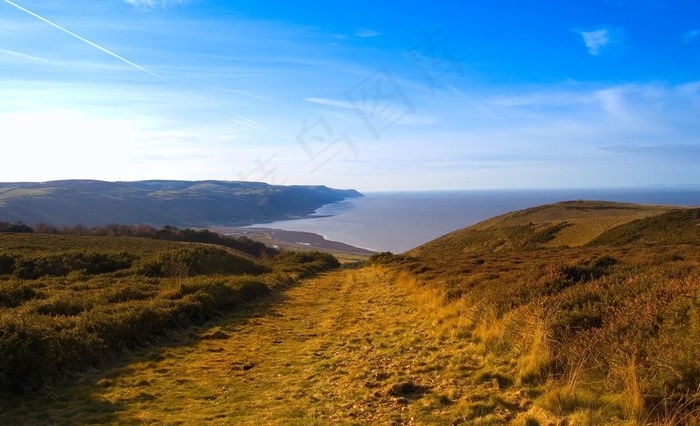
<box><xmin>0</xmin><ymin>232</ymin><xmax>340</xmax><ymax>394</ymax></box>
<box><xmin>2</xmin><ymin>201</ymin><xmax>699</xmax><ymax>424</ymax></box>
<box><xmin>0</xmin><ymin>180</ymin><xmax>362</xmax><ymax>227</ymax></box>
<box><xmin>590</xmin><ymin>207</ymin><xmax>700</xmax><ymax>246</ymax></box>
<box><xmin>409</xmin><ymin>200</ymin><xmax>681</xmax><ymax>258</ymax></box>
<box><xmin>373</xmin><ymin>202</ymin><xmax>700</xmax><ymax>424</ymax></box>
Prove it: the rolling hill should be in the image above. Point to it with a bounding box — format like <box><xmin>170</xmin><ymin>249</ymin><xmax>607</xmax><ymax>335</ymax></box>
<box><xmin>3</xmin><ymin>200</ymin><xmax>700</xmax><ymax>424</ymax></box>
<box><xmin>408</xmin><ymin>200</ymin><xmax>686</xmax><ymax>258</ymax></box>
<box><xmin>0</xmin><ymin>180</ymin><xmax>362</xmax><ymax>227</ymax></box>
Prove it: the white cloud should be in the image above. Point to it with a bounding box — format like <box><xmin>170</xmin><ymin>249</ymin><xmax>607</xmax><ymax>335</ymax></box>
<box><xmin>684</xmin><ymin>30</ymin><xmax>699</xmax><ymax>42</ymax></box>
<box><xmin>124</xmin><ymin>0</ymin><xmax>187</xmax><ymax>9</ymax></box>
<box><xmin>0</xmin><ymin>48</ymin><xmax>48</xmax><ymax>62</ymax></box>
<box><xmin>304</xmin><ymin>97</ymin><xmax>354</xmax><ymax>109</ymax></box>
<box><xmin>579</xmin><ymin>29</ymin><xmax>610</xmax><ymax>55</ymax></box>
<box><xmin>355</xmin><ymin>28</ymin><xmax>381</xmax><ymax>38</ymax></box>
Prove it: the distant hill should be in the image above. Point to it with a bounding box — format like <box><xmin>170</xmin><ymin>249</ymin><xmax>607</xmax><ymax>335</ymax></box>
<box><xmin>0</xmin><ymin>180</ymin><xmax>362</xmax><ymax>227</ymax></box>
<box><xmin>589</xmin><ymin>207</ymin><xmax>700</xmax><ymax>246</ymax></box>
<box><xmin>408</xmin><ymin>200</ymin><xmax>687</xmax><ymax>257</ymax></box>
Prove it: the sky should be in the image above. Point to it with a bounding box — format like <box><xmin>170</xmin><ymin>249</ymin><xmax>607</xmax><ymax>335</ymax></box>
<box><xmin>1</xmin><ymin>0</ymin><xmax>699</xmax><ymax>191</ymax></box>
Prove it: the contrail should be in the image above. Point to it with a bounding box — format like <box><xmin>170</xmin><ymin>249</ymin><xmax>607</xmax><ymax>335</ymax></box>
<box><xmin>4</xmin><ymin>0</ymin><xmax>271</xmax><ymax>130</ymax></box>
<box><xmin>3</xmin><ymin>0</ymin><xmax>159</xmax><ymax>77</ymax></box>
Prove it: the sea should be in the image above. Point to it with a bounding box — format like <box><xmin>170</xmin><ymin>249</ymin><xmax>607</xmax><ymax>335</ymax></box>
<box><xmin>249</xmin><ymin>187</ymin><xmax>700</xmax><ymax>253</ymax></box>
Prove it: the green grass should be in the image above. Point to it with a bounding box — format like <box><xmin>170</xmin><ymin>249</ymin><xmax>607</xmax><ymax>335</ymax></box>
<box><xmin>410</xmin><ymin>201</ymin><xmax>683</xmax><ymax>258</ymax></box>
<box><xmin>374</xmin><ymin>205</ymin><xmax>700</xmax><ymax>423</ymax></box>
<box><xmin>0</xmin><ymin>187</ymin><xmax>57</xmax><ymax>199</ymax></box>
<box><xmin>0</xmin><ymin>233</ymin><xmax>185</xmax><ymax>255</ymax></box>
<box><xmin>0</xmin><ymin>232</ymin><xmax>340</xmax><ymax>395</ymax></box>
<box><xmin>2</xmin><ymin>201</ymin><xmax>699</xmax><ymax>424</ymax></box>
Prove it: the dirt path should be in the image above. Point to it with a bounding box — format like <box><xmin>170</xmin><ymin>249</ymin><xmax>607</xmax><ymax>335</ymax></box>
<box><xmin>2</xmin><ymin>268</ymin><xmax>533</xmax><ymax>425</ymax></box>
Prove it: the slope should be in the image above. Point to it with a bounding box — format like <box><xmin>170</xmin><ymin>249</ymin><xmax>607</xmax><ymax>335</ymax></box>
<box><xmin>0</xmin><ymin>180</ymin><xmax>362</xmax><ymax>227</ymax></box>
<box><xmin>589</xmin><ymin>207</ymin><xmax>700</xmax><ymax>246</ymax></box>
<box><xmin>0</xmin><ymin>268</ymin><xmax>547</xmax><ymax>425</ymax></box>
<box><xmin>409</xmin><ymin>200</ymin><xmax>681</xmax><ymax>258</ymax></box>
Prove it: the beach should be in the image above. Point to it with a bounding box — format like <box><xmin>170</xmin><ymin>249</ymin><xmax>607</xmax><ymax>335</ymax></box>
<box><xmin>212</xmin><ymin>226</ymin><xmax>376</xmax><ymax>258</ymax></box>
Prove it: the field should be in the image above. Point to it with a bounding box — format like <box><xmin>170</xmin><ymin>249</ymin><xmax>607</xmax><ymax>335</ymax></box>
<box><xmin>1</xmin><ymin>202</ymin><xmax>699</xmax><ymax>424</ymax></box>
<box><xmin>0</xmin><ymin>232</ymin><xmax>339</xmax><ymax>397</ymax></box>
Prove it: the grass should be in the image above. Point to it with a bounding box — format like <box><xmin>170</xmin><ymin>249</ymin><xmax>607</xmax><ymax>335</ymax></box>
<box><xmin>410</xmin><ymin>200</ymin><xmax>683</xmax><ymax>258</ymax></box>
<box><xmin>0</xmin><ymin>232</ymin><xmax>339</xmax><ymax>395</ymax></box>
<box><xmin>0</xmin><ymin>233</ymin><xmax>185</xmax><ymax>255</ymax></box>
<box><xmin>373</xmin><ymin>205</ymin><xmax>700</xmax><ymax>424</ymax></box>
<box><xmin>1</xmin><ymin>267</ymin><xmax>541</xmax><ymax>425</ymax></box>
<box><xmin>1</xmin><ymin>201</ymin><xmax>699</xmax><ymax>424</ymax></box>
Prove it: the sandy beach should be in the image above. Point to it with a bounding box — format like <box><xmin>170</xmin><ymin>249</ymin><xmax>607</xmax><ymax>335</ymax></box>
<box><xmin>212</xmin><ymin>226</ymin><xmax>376</xmax><ymax>257</ymax></box>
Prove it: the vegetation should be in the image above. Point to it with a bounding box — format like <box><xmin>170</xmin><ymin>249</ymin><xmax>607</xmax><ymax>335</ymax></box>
<box><xmin>377</xmin><ymin>204</ymin><xmax>700</xmax><ymax>424</ymax></box>
<box><xmin>0</xmin><ymin>222</ymin><xmax>278</xmax><ymax>258</ymax></box>
<box><xmin>0</xmin><ymin>232</ymin><xmax>340</xmax><ymax>395</ymax></box>
<box><xmin>1</xmin><ymin>200</ymin><xmax>699</xmax><ymax>425</ymax></box>
<box><xmin>0</xmin><ymin>179</ymin><xmax>362</xmax><ymax>227</ymax></box>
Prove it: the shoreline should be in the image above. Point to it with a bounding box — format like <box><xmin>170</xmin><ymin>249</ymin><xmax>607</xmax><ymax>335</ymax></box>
<box><xmin>212</xmin><ymin>226</ymin><xmax>377</xmax><ymax>257</ymax></box>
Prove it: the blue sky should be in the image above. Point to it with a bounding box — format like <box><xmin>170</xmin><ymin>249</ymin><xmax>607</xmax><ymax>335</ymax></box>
<box><xmin>1</xmin><ymin>0</ymin><xmax>699</xmax><ymax>191</ymax></box>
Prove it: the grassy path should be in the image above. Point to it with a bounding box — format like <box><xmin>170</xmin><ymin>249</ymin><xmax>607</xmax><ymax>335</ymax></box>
<box><xmin>1</xmin><ymin>268</ymin><xmax>539</xmax><ymax>425</ymax></box>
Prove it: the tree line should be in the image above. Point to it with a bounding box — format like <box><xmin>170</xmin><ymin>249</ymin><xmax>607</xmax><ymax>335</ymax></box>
<box><xmin>0</xmin><ymin>221</ymin><xmax>277</xmax><ymax>259</ymax></box>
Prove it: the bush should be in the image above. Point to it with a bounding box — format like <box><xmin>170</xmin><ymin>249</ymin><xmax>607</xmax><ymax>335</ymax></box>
<box><xmin>0</xmin><ymin>252</ymin><xmax>15</xmax><ymax>275</ymax></box>
<box><xmin>367</xmin><ymin>252</ymin><xmax>398</xmax><ymax>265</ymax></box>
<box><xmin>559</xmin><ymin>255</ymin><xmax>617</xmax><ymax>283</ymax></box>
<box><xmin>0</xmin><ymin>282</ymin><xmax>40</xmax><ymax>307</ymax></box>
<box><xmin>272</xmin><ymin>251</ymin><xmax>340</xmax><ymax>278</ymax></box>
<box><xmin>0</xmin><ymin>275</ymin><xmax>271</xmax><ymax>394</ymax></box>
<box><xmin>11</xmin><ymin>252</ymin><xmax>137</xmax><ymax>279</ymax></box>
<box><xmin>134</xmin><ymin>246</ymin><xmax>267</xmax><ymax>277</ymax></box>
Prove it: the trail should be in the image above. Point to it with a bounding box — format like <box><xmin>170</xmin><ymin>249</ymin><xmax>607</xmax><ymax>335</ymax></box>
<box><xmin>3</xmin><ymin>268</ymin><xmax>533</xmax><ymax>425</ymax></box>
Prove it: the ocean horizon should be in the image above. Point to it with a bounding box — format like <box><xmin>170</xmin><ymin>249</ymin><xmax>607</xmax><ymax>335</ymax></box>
<box><xmin>249</xmin><ymin>187</ymin><xmax>700</xmax><ymax>253</ymax></box>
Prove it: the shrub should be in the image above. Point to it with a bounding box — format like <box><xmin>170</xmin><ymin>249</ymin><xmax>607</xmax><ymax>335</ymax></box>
<box><xmin>0</xmin><ymin>252</ymin><xmax>15</xmax><ymax>275</ymax></box>
<box><xmin>559</xmin><ymin>255</ymin><xmax>617</xmax><ymax>283</ymax></box>
<box><xmin>272</xmin><ymin>251</ymin><xmax>340</xmax><ymax>278</ymax></box>
<box><xmin>134</xmin><ymin>246</ymin><xmax>266</xmax><ymax>277</ymax></box>
<box><xmin>367</xmin><ymin>252</ymin><xmax>398</xmax><ymax>265</ymax></box>
<box><xmin>11</xmin><ymin>252</ymin><xmax>137</xmax><ymax>279</ymax></box>
<box><xmin>0</xmin><ymin>281</ymin><xmax>40</xmax><ymax>307</ymax></box>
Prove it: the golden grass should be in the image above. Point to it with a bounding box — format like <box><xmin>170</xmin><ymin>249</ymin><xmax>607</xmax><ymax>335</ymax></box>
<box><xmin>1</xmin><ymin>268</ymin><xmax>546</xmax><ymax>425</ymax></box>
<box><xmin>545</xmin><ymin>214</ymin><xmax>661</xmax><ymax>247</ymax></box>
<box><xmin>0</xmin><ymin>232</ymin><xmax>185</xmax><ymax>254</ymax></box>
<box><xmin>4</xmin><ymin>231</ymin><xmax>700</xmax><ymax>424</ymax></box>
<box><xmin>410</xmin><ymin>201</ymin><xmax>683</xmax><ymax>258</ymax></box>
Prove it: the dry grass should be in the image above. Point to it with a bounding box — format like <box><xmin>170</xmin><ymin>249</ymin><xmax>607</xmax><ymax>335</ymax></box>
<box><xmin>3</xmin><ymin>203</ymin><xmax>699</xmax><ymax>424</ymax></box>
<box><xmin>0</xmin><ymin>268</ymin><xmax>542</xmax><ymax>425</ymax></box>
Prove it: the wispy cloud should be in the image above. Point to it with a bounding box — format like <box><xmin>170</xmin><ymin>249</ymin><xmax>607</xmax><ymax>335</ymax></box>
<box><xmin>124</xmin><ymin>0</ymin><xmax>188</xmax><ymax>9</ymax></box>
<box><xmin>578</xmin><ymin>29</ymin><xmax>611</xmax><ymax>55</ymax></box>
<box><xmin>211</xmin><ymin>86</ymin><xmax>268</xmax><ymax>101</ymax></box>
<box><xmin>304</xmin><ymin>97</ymin><xmax>353</xmax><ymax>109</ymax></box>
<box><xmin>355</xmin><ymin>28</ymin><xmax>381</xmax><ymax>38</ymax></box>
<box><xmin>3</xmin><ymin>0</ymin><xmax>159</xmax><ymax>77</ymax></box>
<box><xmin>601</xmin><ymin>144</ymin><xmax>700</xmax><ymax>160</ymax></box>
<box><xmin>0</xmin><ymin>48</ymin><xmax>48</xmax><ymax>62</ymax></box>
<box><xmin>684</xmin><ymin>29</ymin><xmax>699</xmax><ymax>42</ymax></box>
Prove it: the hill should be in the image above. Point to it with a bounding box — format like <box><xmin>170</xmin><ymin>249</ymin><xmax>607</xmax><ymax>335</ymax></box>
<box><xmin>0</xmin><ymin>231</ymin><xmax>340</xmax><ymax>395</ymax></box>
<box><xmin>0</xmin><ymin>180</ymin><xmax>362</xmax><ymax>227</ymax></box>
<box><xmin>3</xmin><ymin>200</ymin><xmax>700</xmax><ymax>425</ymax></box>
<box><xmin>409</xmin><ymin>200</ymin><xmax>683</xmax><ymax>258</ymax></box>
<box><xmin>369</xmin><ymin>201</ymin><xmax>700</xmax><ymax>424</ymax></box>
<box><xmin>590</xmin><ymin>207</ymin><xmax>700</xmax><ymax>246</ymax></box>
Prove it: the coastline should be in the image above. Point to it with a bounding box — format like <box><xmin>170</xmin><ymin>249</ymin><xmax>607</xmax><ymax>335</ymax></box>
<box><xmin>212</xmin><ymin>226</ymin><xmax>376</xmax><ymax>257</ymax></box>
